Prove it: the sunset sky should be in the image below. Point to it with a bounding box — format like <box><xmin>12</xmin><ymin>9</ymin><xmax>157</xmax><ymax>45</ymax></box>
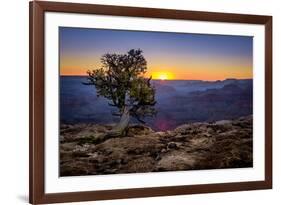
<box><xmin>59</xmin><ymin>27</ymin><xmax>253</xmax><ymax>81</ymax></box>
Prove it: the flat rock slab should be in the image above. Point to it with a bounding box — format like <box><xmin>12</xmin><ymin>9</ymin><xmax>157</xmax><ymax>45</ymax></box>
<box><xmin>60</xmin><ymin>116</ymin><xmax>253</xmax><ymax>176</ymax></box>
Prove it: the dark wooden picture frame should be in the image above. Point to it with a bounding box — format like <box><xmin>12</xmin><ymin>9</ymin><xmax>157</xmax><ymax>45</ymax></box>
<box><xmin>29</xmin><ymin>1</ymin><xmax>272</xmax><ymax>204</ymax></box>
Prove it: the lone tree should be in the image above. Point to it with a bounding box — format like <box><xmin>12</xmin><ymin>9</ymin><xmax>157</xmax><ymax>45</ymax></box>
<box><xmin>85</xmin><ymin>49</ymin><xmax>157</xmax><ymax>141</ymax></box>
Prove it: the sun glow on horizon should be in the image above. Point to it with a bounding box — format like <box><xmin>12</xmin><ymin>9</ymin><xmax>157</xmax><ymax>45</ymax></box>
<box><xmin>159</xmin><ymin>73</ymin><xmax>168</xmax><ymax>80</ymax></box>
<box><xmin>151</xmin><ymin>71</ymin><xmax>174</xmax><ymax>80</ymax></box>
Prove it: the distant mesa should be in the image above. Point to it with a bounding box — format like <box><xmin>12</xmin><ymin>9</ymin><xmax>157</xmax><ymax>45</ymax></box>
<box><xmin>152</xmin><ymin>82</ymin><xmax>176</xmax><ymax>93</ymax></box>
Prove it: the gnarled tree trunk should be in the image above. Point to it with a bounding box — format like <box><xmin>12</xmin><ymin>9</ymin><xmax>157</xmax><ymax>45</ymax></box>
<box><xmin>107</xmin><ymin>107</ymin><xmax>130</xmax><ymax>136</ymax></box>
<box><xmin>93</xmin><ymin>107</ymin><xmax>130</xmax><ymax>143</ymax></box>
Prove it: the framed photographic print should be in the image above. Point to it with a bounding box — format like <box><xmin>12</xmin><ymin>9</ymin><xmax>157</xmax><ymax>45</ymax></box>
<box><xmin>29</xmin><ymin>1</ymin><xmax>272</xmax><ymax>204</ymax></box>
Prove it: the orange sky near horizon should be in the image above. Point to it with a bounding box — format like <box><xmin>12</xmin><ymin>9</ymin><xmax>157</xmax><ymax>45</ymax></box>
<box><xmin>60</xmin><ymin>56</ymin><xmax>253</xmax><ymax>81</ymax></box>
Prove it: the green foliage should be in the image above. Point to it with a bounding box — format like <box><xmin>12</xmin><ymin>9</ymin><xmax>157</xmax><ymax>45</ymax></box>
<box><xmin>85</xmin><ymin>49</ymin><xmax>157</xmax><ymax>123</ymax></box>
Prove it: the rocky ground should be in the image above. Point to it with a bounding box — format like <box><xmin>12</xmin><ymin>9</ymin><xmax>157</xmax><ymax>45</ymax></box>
<box><xmin>60</xmin><ymin>116</ymin><xmax>253</xmax><ymax>176</ymax></box>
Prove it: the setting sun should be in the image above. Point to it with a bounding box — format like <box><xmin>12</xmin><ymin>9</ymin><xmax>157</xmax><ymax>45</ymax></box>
<box><xmin>159</xmin><ymin>73</ymin><xmax>168</xmax><ymax>80</ymax></box>
<box><xmin>151</xmin><ymin>72</ymin><xmax>174</xmax><ymax>80</ymax></box>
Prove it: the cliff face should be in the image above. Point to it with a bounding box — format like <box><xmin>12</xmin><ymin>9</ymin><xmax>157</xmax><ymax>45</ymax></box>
<box><xmin>60</xmin><ymin>116</ymin><xmax>253</xmax><ymax>176</ymax></box>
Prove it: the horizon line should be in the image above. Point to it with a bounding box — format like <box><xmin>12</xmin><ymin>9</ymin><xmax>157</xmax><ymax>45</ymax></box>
<box><xmin>60</xmin><ymin>75</ymin><xmax>253</xmax><ymax>81</ymax></box>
